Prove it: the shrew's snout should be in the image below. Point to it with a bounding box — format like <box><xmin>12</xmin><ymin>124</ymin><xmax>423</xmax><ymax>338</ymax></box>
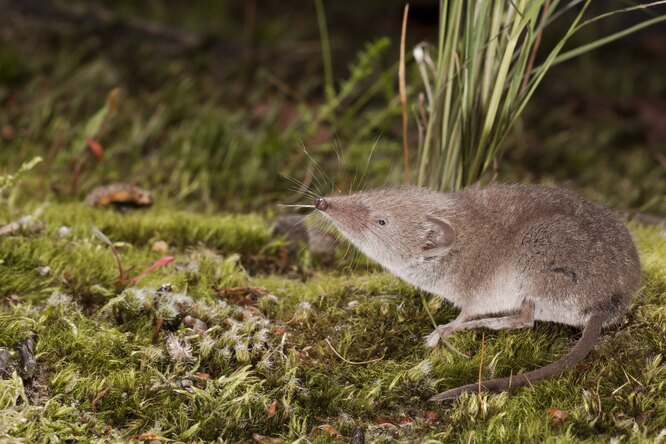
<box><xmin>314</xmin><ymin>197</ymin><xmax>329</xmax><ymax>211</ymax></box>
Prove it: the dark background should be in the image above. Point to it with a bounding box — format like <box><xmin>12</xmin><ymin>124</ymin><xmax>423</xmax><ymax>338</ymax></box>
<box><xmin>1</xmin><ymin>0</ymin><xmax>664</xmax><ymax>213</ymax></box>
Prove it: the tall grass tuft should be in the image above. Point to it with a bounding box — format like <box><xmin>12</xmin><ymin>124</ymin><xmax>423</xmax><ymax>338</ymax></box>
<box><xmin>412</xmin><ymin>0</ymin><xmax>666</xmax><ymax>191</ymax></box>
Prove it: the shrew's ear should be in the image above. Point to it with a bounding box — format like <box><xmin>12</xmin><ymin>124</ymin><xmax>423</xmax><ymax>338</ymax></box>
<box><xmin>422</xmin><ymin>216</ymin><xmax>455</xmax><ymax>257</ymax></box>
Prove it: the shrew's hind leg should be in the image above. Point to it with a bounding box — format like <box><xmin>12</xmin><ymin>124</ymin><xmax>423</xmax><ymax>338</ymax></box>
<box><xmin>424</xmin><ymin>299</ymin><xmax>535</xmax><ymax>347</ymax></box>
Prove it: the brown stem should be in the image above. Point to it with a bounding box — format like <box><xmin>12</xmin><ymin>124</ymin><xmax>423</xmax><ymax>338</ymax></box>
<box><xmin>110</xmin><ymin>244</ymin><xmax>125</xmax><ymax>286</ymax></box>
<box><xmin>399</xmin><ymin>4</ymin><xmax>411</xmax><ymax>184</ymax></box>
<box><xmin>477</xmin><ymin>332</ymin><xmax>486</xmax><ymax>417</ymax></box>
<box><xmin>152</xmin><ymin>317</ymin><xmax>164</xmax><ymax>344</ymax></box>
<box><xmin>520</xmin><ymin>0</ymin><xmax>551</xmax><ymax>97</ymax></box>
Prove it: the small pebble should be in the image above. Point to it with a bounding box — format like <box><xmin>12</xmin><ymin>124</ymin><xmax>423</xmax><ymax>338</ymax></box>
<box><xmin>193</xmin><ymin>319</ymin><xmax>208</xmax><ymax>333</ymax></box>
<box><xmin>37</xmin><ymin>266</ymin><xmax>51</xmax><ymax>276</ymax></box>
<box><xmin>58</xmin><ymin>226</ymin><xmax>73</xmax><ymax>237</ymax></box>
<box><xmin>351</xmin><ymin>427</ymin><xmax>365</xmax><ymax>444</ymax></box>
<box><xmin>152</xmin><ymin>240</ymin><xmax>169</xmax><ymax>254</ymax></box>
<box><xmin>18</xmin><ymin>338</ymin><xmax>36</xmax><ymax>379</ymax></box>
<box><xmin>0</xmin><ymin>347</ymin><xmax>13</xmax><ymax>377</ymax></box>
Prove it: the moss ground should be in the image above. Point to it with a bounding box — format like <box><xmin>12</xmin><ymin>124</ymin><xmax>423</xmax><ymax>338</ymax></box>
<box><xmin>1</xmin><ymin>204</ymin><xmax>664</xmax><ymax>443</ymax></box>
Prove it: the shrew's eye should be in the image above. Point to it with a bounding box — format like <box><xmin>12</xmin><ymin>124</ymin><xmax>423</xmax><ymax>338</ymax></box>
<box><xmin>377</xmin><ymin>219</ymin><xmax>386</xmax><ymax>226</ymax></box>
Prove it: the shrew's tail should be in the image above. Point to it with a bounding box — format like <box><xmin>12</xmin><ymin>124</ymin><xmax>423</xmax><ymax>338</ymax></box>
<box><xmin>429</xmin><ymin>314</ymin><xmax>603</xmax><ymax>401</ymax></box>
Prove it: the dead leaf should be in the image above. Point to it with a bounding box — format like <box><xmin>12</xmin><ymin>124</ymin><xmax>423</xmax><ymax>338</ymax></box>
<box><xmin>1</xmin><ymin>124</ymin><xmax>15</xmax><ymax>140</ymax></box>
<box><xmin>373</xmin><ymin>415</ymin><xmax>413</xmax><ymax>427</ymax></box>
<box><xmin>548</xmin><ymin>407</ymin><xmax>568</xmax><ymax>423</ymax></box>
<box><xmin>267</xmin><ymin>399</ymin><xmax>279</xmax><ymax>418</ymax></box>
<box><xmin>216</xmin><ymin>286</ymin><xmax>271</xmax><ymax>307</ymax></box>
<box><xmin>424</xmin><ymin>410</ymin><xmax>438</xmax><ymax>423</ymax></box>
<box><xmin>91</xmin><ymin>387</ymin><xmax>109</xmax><ymax>412</ymax></box>
<box><xmin>373</xmin><ymin>417</ymin><xmax>399</xmax><ymax>430</ymax></box>
<box><xmin>398</xmin><ymin>416</ymin><xmax>414</xmax><ymax>426</ymax></box>
<box><xmin>252</xmin><ymin>433</ymin><xmax>284</xmax><ymax>444</ymax></box>
<box><xmin>84</xmin><ymin>183</ymin><xmax>153</xmax><ymax>207</ymax></box>
<box><xmin>86</xmin><ymin>136</ymin><xmax>104</xmax><ymax>159</ymax></box>
<box><xmin>290</xmin><ymin>346</ymin><xmax>313</xmax><ymax>360</ymax></box>
<box><xmin>241</xmin><ymin>306</ymin><xmax>264</xmax><ymax>320</ymax></box>
<box><xmin>137</xmin><ymin>432</ymin><xmax>160</xmax><ymax>440</ymax></box>
<box><xmin>313</xmin><ymin>424</ymin><xmax>342</xmax><ymax>438</ymax></box>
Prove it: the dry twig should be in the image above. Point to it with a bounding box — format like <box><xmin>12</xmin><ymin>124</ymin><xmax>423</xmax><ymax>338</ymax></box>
<box><xmin>399</xmin><ymin>4</ymin><xmax>411</xmax><ymax>184</ymax></box>
<box><xmin>325</xmin><ymin>337</ymin><xmax>385</xmax><ymax>365</ymax></box>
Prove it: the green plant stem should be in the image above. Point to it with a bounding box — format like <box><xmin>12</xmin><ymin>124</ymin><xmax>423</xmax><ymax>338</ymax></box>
<box><xmin>439</xmin><ymin>0</ymin><xmax>463</xmax><ymax>190</ymax></box>
<box><xmin>554</xmin><ymin>13</ymin><xmax>666</xmax><ymax>66</ymax></box>
<box><xmin>315</xmin><ymin>0</ymin><xmax>334</xmax><ymax>100</ymax></box>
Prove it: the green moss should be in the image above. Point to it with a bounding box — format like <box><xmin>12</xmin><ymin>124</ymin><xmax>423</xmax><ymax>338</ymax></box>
<box><xmin>38</xmin><ymin>203</ymin><xmax>272</xmax><ymax>252</ymax></box>
<box><xmin>0</xmin><ymin>204</ymin><xmax>272</xmax><ymax>305</ymax></box>
<box><xmin>1</xmin><ymin>207</ymin><xmax>665</xmax><ymax>442</ymax></box>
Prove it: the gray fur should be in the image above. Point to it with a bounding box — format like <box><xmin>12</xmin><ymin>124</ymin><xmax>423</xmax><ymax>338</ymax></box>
<box><xmin>315</xmin><ymin>183</ymin><xmax>641</xmax><ymax>398</ymax></box>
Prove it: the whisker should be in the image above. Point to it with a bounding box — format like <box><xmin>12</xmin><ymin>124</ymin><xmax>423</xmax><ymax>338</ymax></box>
<box><xmin>332</xmin><ymin>132</ymin><xmax>343</xmax><ymax>172</ymax></box>
<box><xmin>357</xmin><ymin>132</ymin><xmax>382</xmax><ymax>192</ymax></box>
<box><xmin>306</xmin><ymin>166</ymin><xmax>326</xmax><ymax>197</ymax></box>
<box><xmin>295</xmin><ymin>162</ymin><xmax>322</xmax><ymax>195</ymax></box>
<box><xmin>302</xmin><ymin>144</ymin><xmax>331</xmax><ymax>187</ymax></box>
<box><xmin>354</xmin><ymin>250</ymin><xmax>363</xmax><ymax>274</ymax></box>
<box><xmin>288</xmin><ymin>189</ymin><xmax>319</xmax><ymax>202</ymax></box>
<box><xmin>276</xmin><ymin>204</ymin><xmax>316</xmax><ymax>208</ymax></box>
<box><xmin>279</xmin><ymin>171</ymin><xmax>321</xmax><ymax>202</ymax></box>
<box><xmin>338</xmin><ymin>239</ymin><xmax>354</xmax><ymax>268</ymax></box>
<box><xmin>318</xmin><ymin>220</ymin><xmax>332</xmax><ymax>236</ymax></box>
<box><xmin>331</xmin><ymin>133</ymin><xmax>344</xmax><ymax>194</ymax></box>
<box><xmin>342</xmin><ymin>247</ymin><xmax>353</xmax><ymax>272</ymax></box>
<box><xmin>300</xmin><ymin>141</ymin><xmax>333</xmax><ymax>193</ymax></box>
<box><xmin>304</xmin><ymin>166</ymin><xmax>324</xmax><ymax>196</ymax></box>
<box><xmin>293</xmin><ymin>214</ymin><xmax>309</xmax><ymax>229</ymax></box>
<box><xmin>287</xmin><ymin>183</ymin><xmax>318</xmax><ymax>195</ymax></box>
<box><xmin>350</xmin><ymin>164</ymin><xmax>358</xmax><ymax>194</ymax></box>
<box><xmin>302</xmin><ymin>162</ymin><xmax>322</xmax><ymax>195</ymax></box>
<box><xmin>296</xmin><ymin>243</ymin><xmax>309</xmax><ymax>261</ymax></box>
<box><xmin>383</xmin><ymin>158</ymin><xmax>398</xmax><ymax>188</ymax></box>
<box><xmin>279</xmin><ymin>171</ymin><xmax>315</xmax><ymax>193</ymax></box>
<box><xmin>352</xmin><ymin>249</ymin><xmax>361</xmax><ymax>273</ymax></box>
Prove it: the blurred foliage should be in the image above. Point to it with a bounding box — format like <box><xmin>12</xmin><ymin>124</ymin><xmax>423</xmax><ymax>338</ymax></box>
<box><xmin>0</xmin><ymin>1</ymin><xmax>664</xmax><ymax>213</ymax></box>
<box><xmin>0</xmin><ymin>30</ymin><xmax>403</xmax><ymax>211</ymax></box>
